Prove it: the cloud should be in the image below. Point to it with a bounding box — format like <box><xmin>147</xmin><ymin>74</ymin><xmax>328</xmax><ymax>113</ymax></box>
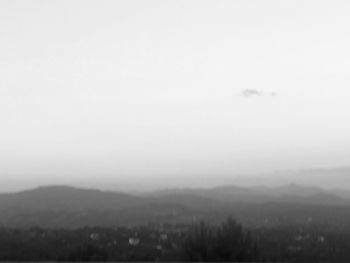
<box><xmin>241</xmin><ymin>89</ymin><xmax>262</xmax><ymax>97</ymax></box>
<box><xmin>240</xmin><ymin>89</ymin><xmax>277</xmax><ymax>98</ymax></box>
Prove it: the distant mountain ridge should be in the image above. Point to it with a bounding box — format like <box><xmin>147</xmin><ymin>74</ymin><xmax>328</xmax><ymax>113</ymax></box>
<box><xmin>230</xmin><ymin>166</ymin><xmax>350</xmax><ymax>189</ymax></box>
<box><xmin>1</xmin><ymin>184</ymin><xmax>350</xmax><ymax>228</ymax></box>
<box><xmin>147</xmin><ymin>183</ymin><xmax>350</xmax><ymax>204</ymax></box>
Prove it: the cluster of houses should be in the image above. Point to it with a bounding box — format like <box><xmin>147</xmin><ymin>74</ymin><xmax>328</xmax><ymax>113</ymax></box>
<box><xmin>86</xmin><ymin>223</ymin><xmax>188</xmax><ymax>251</ymax></box>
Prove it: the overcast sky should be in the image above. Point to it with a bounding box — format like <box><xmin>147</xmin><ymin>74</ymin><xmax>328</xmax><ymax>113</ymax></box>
<box><xmin>1</xmin><ymin>0</ymin><xmax>350</xmax><ymax>191</ymax></box>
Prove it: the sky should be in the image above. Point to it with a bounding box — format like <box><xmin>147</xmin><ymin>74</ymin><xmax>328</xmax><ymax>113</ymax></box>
<box><xmin>1</xmin><ymin>0</ymin><xmax>350</xmax><ymax>191</ymax></box>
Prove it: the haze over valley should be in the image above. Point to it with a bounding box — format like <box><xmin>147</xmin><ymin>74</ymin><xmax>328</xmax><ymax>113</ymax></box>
<box><xmin>1</xmin><ymin>0</ymin><xmax>350</xmax><ymax>192</ymax></box>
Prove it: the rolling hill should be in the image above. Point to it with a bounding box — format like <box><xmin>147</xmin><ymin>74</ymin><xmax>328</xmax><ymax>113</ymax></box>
<box><xmin>0</xmin><ymin>184</ymin><xmax>350</xmax><ymax>228</ymax></box>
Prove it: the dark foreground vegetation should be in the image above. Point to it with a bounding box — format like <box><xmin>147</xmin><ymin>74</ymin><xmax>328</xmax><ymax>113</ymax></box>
<box><xmin>1</xmin><ymin>217</ymin><xmax>350</xmax><ymax>261</ymax></box>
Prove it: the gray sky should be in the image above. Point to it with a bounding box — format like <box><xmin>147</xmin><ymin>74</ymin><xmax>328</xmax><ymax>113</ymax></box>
<box><xmin>1</xmin><ymin>0</ymin><xmax>350</xmax><ymax>191</ymax></box>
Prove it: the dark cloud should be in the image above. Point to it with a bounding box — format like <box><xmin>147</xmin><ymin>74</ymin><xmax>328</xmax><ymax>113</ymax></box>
<box><xmin>240</xmin><ymin>89</ymin><xmax>277</xmax><ymax>98</ymax></box>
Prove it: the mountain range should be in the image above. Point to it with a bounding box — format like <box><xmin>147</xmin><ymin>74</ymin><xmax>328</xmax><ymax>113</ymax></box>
<box><xmin>1</xmin><ymin>184</ymin><xmax>350</xmax><ymax>228</ymax></box>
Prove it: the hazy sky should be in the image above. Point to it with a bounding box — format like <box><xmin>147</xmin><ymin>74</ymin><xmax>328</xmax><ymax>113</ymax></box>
<box><xmin>1</xmin><ymin>0</ymin><xmax>350</xmax><ymax>191</ymax></box>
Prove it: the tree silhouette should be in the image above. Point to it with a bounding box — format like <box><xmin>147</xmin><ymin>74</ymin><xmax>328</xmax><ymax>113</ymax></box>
<box><xmin>183</xmin><ymin>217</ymin><xmax>259</xmax><ymax>262</ymax></box>
<box><xmin>183</xmin><ymin>221</ymin><xmax>215</xmax><ymax>261</ymax></box>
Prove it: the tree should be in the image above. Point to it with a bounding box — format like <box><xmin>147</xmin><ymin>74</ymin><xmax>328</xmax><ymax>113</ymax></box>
<box><xmin>214</xmin><ymin>217</ymin><xmax>246</xmax><ymax>261</ymax></box>
<box><xmin>68</xmin><ymin>244</ymin><xmax>108</xmax><ymax>261</ymax></box>
<box><xmin>183</xmin><ymin>221</ymin><xmax>215</xmax><ymax>261</ymax></box>
<box><xmin>182</xmin><ymin>217</ymin><xmax>259</xmax><ymax>262</ymax></box>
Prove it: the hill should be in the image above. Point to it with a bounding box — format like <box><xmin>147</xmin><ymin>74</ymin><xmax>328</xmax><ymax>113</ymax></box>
<box><xmin>1</xmin><ymin>184</ymin><xmax>350</xmax><ymax>228</ymax></box>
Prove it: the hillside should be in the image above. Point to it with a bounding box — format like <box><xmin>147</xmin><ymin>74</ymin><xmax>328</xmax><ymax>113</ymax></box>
<box><xmin>1</xmin><ymin>184</ymin><xmax>350</xmax><ymax>228</ymax></box>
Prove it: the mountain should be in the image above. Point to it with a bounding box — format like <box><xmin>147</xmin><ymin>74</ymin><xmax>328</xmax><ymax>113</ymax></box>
<box><xmin>0</xmin><ymin>185</ymin><xmax>141</xmax><ymax>212</ymax></box>
<box><xmin>148</xmin><ymin>183</ymin><xmax>349</xmax><ymax>205</ymax></box>
<box><xmin>256</xmin><ymin>183</ymin><xmax>327</xmax><ymax>197</ymax></box>
<box><xmin>148</xmin><ymin>185</ymin><xmax>272</xmax><ymax>203</ymax></box>
<box><xmin>235</xmin><ymin>167</ymin><xmax>350</xmax><ymax>189</ymax></box>
<box><xmin>0</xmin><ymin>185</ymin><xmax>225</xmax><ymax>228</ymax></box>
<box><xmin>1</xmin><ymin>184</ymin><xmax>350</xmax><ymax>228</ymax></box>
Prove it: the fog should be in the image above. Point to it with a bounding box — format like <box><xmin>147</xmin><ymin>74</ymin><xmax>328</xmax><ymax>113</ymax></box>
<box><xmin>1</xmin><ymin>0</ymin><xmax>350</xmax><ymax>191</ymax></box>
